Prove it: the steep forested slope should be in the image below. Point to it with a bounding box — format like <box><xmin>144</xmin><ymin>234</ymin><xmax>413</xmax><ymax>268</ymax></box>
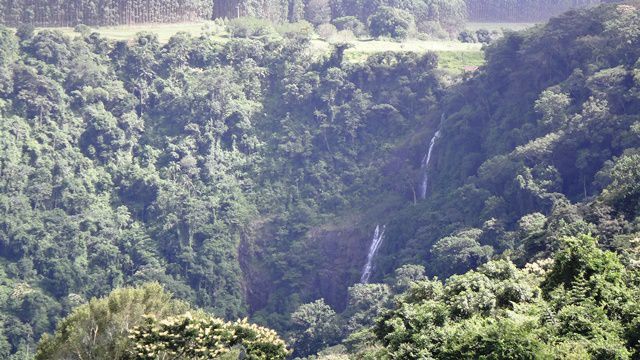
<box><xmin>291</xmin><ymin>3</ymin><xmax>640</xmax><ymax>358</ymax></box>
<box><xmin>0</xmin><ymin>24</ymin><xmax>443</xmax><ymax>357</ymax></box>
<box><xmin>377</xmin><ymin>1</ymin><xmax>640</xmax><ymax>278</ymax></box>
<box><xmin>1</xmin><ymin>1</ymin><xmax>640</xmax><ymax>359</ymax></box>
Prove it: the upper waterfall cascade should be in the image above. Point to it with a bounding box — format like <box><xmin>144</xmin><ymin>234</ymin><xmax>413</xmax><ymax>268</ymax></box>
<box><xmin>419</xmin><ymin>114</ymin><xmax>445</xmax><ymax>200</ymax></box>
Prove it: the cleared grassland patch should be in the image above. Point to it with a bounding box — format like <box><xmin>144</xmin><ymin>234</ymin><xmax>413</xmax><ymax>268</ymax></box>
<box><xmin>466</xmin><ymin>22</ymin><xmax>539</xmax><ymax>32</ymax></box>
<box><xmin>327</xmin><ymin>39</ymin><xmax>484</xmax><ymax>73</ymax></box>
<box><xmin>436</xmin><ymin>51</ymin><xmax>485</xmax><ymax>74</ymax></box>
<box><xmin>34</xmin><ymin>22</ymin><xmax>485</xmax><ymax>73</ymax></box>
<box><xmin>347</xmin><ymin>39</ymin><xmax>481</xmax><ymax>53</ymax></box>
<box><xmin>343</xmin><ymin>49</ymin><xmax>484</xmax><ymax>74</ymax></box>
<box><xmin>38</xmin><ymin>21</ymin><xmax>217</xmax><ymax>42</ymax></box>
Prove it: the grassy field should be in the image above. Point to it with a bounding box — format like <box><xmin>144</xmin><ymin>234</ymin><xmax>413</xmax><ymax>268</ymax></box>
<box><xmin>325</xmin><ymin>39</ymin><xmax>484</xmax><ymax>73</ymax></box>
<box><xmin>466</xmin><ymin>22</ymin><xmax>539</xmax><ymax>32</ymax></box>
<box><xmin>324</xmin><ymin>39</ymin><xmax>482</xmax><ymax>54</ymax></box>
<box><xmin>436</xmin><ymin>51</ymin><xmax>485</xmax><ymax>74</ymax></box>
<box><xmin>39</xmin><ymin>21</ymin><xmax>217</xmax><ymax>42</ymax></box>
<box><xmin>36</xmin><ymin>22</ymin><xmax>486</xmax><ymax>73</ymax></box>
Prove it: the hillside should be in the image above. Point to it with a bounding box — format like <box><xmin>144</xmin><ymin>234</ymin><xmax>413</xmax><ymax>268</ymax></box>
<box><xmin>0</xmin><ymin>1</ymin><xmax>640</xmax><ymax>359</ymax></box>
<box><xmin>0</xmin><ymin>18</ymin><xmax>447</xmax><ymax>357</ymax></box>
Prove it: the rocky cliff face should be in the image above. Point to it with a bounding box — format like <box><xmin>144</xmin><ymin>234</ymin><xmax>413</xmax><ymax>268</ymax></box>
<box><xmin>240</xmin><ymin>215</ymin><xmax>375</xmax><ymax>314</ymax></box>
<box><xmin>303</xmin><ymin>224</ymin><xmax>372</xmax><ymax>310</ymax></box>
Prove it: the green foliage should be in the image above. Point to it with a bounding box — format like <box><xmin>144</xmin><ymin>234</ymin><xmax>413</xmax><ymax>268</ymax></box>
<box><xmin>542</xmin><ymin>235</ymin><xmax>626</xmax><ymax>306</ymax></box>
<box><xmin>344</xmin><ymin>283</ymin><xmax>391</xmax><ymax>331</ymax></box>
<box><xmin>379</xmin><ymin>1</ymin><xmax>640</xmax><ymax>287</ymax></box>
<box><xmin>372</xmin><ymin>260</ymin><xmax>537</xmax><ymax>359</ymax></box>
<box><xmin>275</xmin><ymin>21</ymin><xmax>314</xmax><ymax>40</ymax></box>
<box><xmin>0</xmin><ymin>26</ymin><xmax>17</xmax><ymax>94</ymax></box>
<box><xmin>227</xmin><ymin>17</ymin><xmax>275</xmax><ymax>38</ymax></box>
<box><xmin>2</xmin><ymin>2</ymin><xmax>640</xmax><ymax>359</ymax></box>
<box><xmin>440</xmin><ymin>316</ymin><xmax>550</xmax><ymax>359</ymax></box>
<box><xmin>35</xmin><ymin>283</ymin><xmax>189</xmax><ymax>360</ymax></box>
<box><xmin>316</xmin><ymin>24</ymin><xmax>338</xmax><ymax>40</ymax></box>
<box><xmin>367</xmin><ymin>239</ymin><xmax>638</xmax><ymax>359</ymax></box>
<box><xmin>290</xmin><ymin>299</ymin><xmax>342</xmax><ymax>357</ymax></box>
<box><xmin>457</xmin><ymin>30</ymin><xmax>477</xmax><ymax>43</ymax></box>
<box><xmin>332</xmin><ymin>16</ymin><xmax>367</xmax><ymax>37</ymax></box>
<box><xmin>603</xmin><ymin>153</ymin><xmax>640</xmax><ymax>216</ymax></box>
<box><xmin>305</xmin><ymin>0</ymin><xmax>331</xmax><ymax>25</ymax></box>
<box><xmin>391</xmin><ymin>264</ymin><xmax>427</xmax><ymax>293</ymax></box>
<box><xmin>129</xmin><ymin>312</ymin><xmax>289</xmax><ymax>359</ymax></box>
<box><xmin>368</xmin><ymin>7</ymin><xmax>415</xmax><ymax>40</ymax></box>
<box><xmin>34</xmin><ymin>284</ymin><xmax>287</xmax><ymax>359</ymax></box>
<box><xmin>431</xmin><ymin>228</ymin><xmax>494</xmax><ymax>277</ymax></box>
<box><xmin>330</xmin><ymin>0</ymin><xmax>467</xmax><ymax>36</ymax></box>
<box><xmin>534</xmin><ymin>89</ymin><xmax>571</xmax><ymax>128</ymax></box>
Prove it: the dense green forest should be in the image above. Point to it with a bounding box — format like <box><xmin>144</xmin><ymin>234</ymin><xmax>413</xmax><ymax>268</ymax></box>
<box><xmin>0</xmin><ymin>0</ymin><xmax>213</xmax><ymax>26</ymax></box>
<box><xmin>0</xmin><ymin>15</ymin><xmax>443</xmax><ymax>357</ymax></box>
<box><xmin>1</xmin><ymin>1</ymin><xmax>640</xmax><ymax>359</ymax></box>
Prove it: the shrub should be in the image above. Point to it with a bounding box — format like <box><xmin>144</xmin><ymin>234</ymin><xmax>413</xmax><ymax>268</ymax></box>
<box><xmin>202</xmin><ymin>18</ymin><xmax>226</xmax><ymax>35</ymax></box>
<box><xmin>475</xmin><ymin>29</ymin><xmax>492</xmax><ymax>43</ymax></box>
<box><xmin>16</xmin><ymin>23</ymin><xmax>35</xmax><ymax>41</ymax></box>
<box><xmin>441</xmin><ymin>317</ymin><xmax>551</xmax><ymax>359</ymax></box>
<box><xmin>332</xmin><ymin>16</ymin><xmax>367</xmax><ymax>37</ymax></box>
<box><xmin>227</xmin><ymin>17</ymin><xmax>274</xmax><ymax>38</ymax></box>
<box><xmin>368</xmin><ymin>7</ymin><xmax>415</xmax><ymax>40</ymax></box>
<box><xmin>458</xmin><ymin>30</ymin><xmax>477</xmax><ymax>43</ymax></box>
<box><xmin>419</xmin><ymin>20</ymin><xmax>450</xmax><ymax>39</ymax></box>
<box><xmin>330</xmin><ymin>30</ymin><xmax>356</xmax><ymax>43</ymax></box>
<box><xmin>276</xmin><ymin>20</ymin><xmax>314</xmax><ymax>40</ymax></box>
<box><xmin>73</xmin><ymin>24</ymin><xmax>91</xmax><ymax>35</ymax></box>
<box><xmin>317</xmin><ymin>23</ymin><xmax>338</xmax><ymax>40</ymax></box>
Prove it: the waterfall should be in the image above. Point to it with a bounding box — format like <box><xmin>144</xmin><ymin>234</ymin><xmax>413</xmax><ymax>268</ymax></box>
<box><xmin>419</xmin><ymin>114</ymin><xmax>445</xmax><ymax>200</ymax></box>
<box><xmin>360</xmin><ymin>225</ymin><xmax>386</xmax><ymax>284</ymax></box>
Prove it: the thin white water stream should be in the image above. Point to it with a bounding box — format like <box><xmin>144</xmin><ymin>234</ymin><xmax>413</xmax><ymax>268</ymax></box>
<box><xmin>360</xmin><ymin>225</ymin><xmax>386</xmax><ymax>284</ymax></box>
<box><xmin>419</xmin><ymin>113</ymin><xmax>445</xmax><ymax>199</ymax></box>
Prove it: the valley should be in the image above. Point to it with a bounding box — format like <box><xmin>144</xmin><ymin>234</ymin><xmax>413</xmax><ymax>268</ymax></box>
<box><xmin>1</xmin><ymin>1</ymin><xmax>639</xmax><ymax>359</ymax></box>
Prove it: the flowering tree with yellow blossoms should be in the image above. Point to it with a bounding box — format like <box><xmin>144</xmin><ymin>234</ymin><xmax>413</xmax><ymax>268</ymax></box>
<box><xmin>128</xmin><ymin>312</ymin><xmax>289</xmax><ymax>359</ymax></box>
